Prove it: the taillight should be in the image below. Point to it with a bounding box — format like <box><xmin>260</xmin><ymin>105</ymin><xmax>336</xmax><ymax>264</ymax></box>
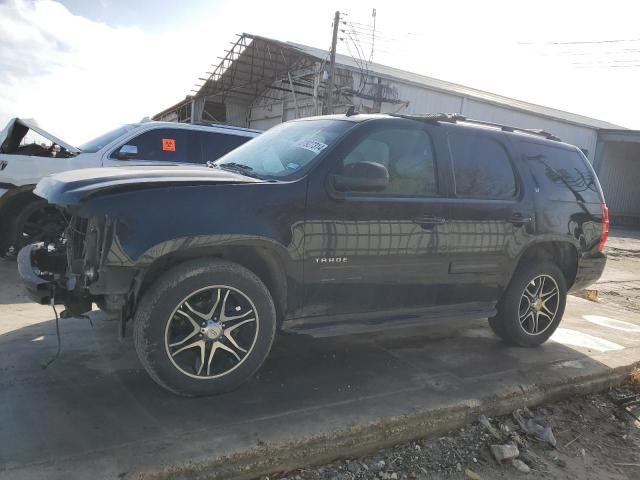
<box><xmin>599</xmin><ymin>203</ymin><xmax>609</xmax><ymax>252</ymax></box>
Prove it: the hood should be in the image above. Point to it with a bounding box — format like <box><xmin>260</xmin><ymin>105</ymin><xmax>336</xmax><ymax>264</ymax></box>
<box><xmin>0</xmin><ymin>117</ymin><xmax>80</xmax><ymax>154</ymax></box>
<box><xmin>35</xmin><ymin>165</ymin><xmax>262</xmax><ymax>206</ymax></box>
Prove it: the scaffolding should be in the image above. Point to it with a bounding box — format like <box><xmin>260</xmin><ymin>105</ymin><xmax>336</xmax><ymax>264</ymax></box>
<box><xmin>154</xmin><ymin>33</ymin><xmax>407</xmax><ymax>126</ymax></box>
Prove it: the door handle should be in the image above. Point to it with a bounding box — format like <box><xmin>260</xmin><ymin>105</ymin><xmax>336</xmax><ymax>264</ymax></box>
<box><xmin>508</xmin><ymin>213</ymin><xmax>533</xmax><ymax>225</ymax></box>
<box><xmin>413</xmin><ymin>215</ymin><xmax>446</xmax><ymax>227</ymax></box>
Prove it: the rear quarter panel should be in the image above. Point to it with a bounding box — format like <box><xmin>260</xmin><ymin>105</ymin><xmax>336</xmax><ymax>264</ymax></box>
<box><xmin>516</xmin><ymin>138</ymin><xmax>606</xmax><ymax>290</ymax></box>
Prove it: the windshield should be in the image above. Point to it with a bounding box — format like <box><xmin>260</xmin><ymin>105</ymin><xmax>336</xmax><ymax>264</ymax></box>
<box><xmin>78</xmin><ymin>124</ymin><xmax>138</xmax><ymax>153</ymax></box>
<box><xmin>213</xmin><ymin>119</ymin><xmax>354</xmax><ymax>178</ymax></box>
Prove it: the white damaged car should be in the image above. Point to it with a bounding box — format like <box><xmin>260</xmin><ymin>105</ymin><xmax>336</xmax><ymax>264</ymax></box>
<box><xmin>0</xmin><ymin>118</ymin><xmax>260</xmax><ymax>255</ymax></box>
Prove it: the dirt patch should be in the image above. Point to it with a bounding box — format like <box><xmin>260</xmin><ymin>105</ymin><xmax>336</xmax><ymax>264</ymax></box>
<box><xmin>578</xmin><ymin>228</ymin><xmax>640</xmax><ymax>314</ymax></box>
<box><xmin>588</xmin><ymin>282</ymin><xmax>640</xmax><ymax>314</ymax></box>
<box><xmin>270</xmin><ymin>383</ymin><xmax>640</xmax><ymax>480</ymax></box>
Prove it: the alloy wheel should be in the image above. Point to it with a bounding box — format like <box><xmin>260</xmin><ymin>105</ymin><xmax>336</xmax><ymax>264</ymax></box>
<box><xmin>518</xmin><ymin>274</ymin><xmax>560</xmax><ymax>335</ymax></box>
<box><xmin>164</xmin><ymin>286</ymin><xmax>259</xmax><ymax>379</ymax></box>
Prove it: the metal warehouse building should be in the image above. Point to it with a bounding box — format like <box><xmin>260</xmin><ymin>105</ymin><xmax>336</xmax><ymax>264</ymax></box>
<box><xmin>155</xmin><ymin>33</ymin><xmax>640</xmax><ymax>225</ymax></box>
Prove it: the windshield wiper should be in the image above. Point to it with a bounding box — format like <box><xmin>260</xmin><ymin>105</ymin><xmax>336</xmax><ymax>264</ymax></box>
<box><xmin>209</xmin><ymin>161</ymin><xmax>261</xmax><ymax>179</ymax></box>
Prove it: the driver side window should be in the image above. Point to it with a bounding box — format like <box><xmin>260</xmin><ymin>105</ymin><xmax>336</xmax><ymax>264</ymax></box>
<box><xmin>341</xmin><ymin>127</ymin><xmax>437</xmax><ymax>196</ymax></box>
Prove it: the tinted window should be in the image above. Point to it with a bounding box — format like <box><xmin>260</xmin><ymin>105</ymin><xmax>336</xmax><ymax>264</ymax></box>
<box><xmin>449</xmin><ymin>133</ymin><xmax>516</xmax><ymax>199</ymax></box>
<box><xmin>201</xmin><ymin>132</ymin><xmax>251</xmax><ymax>163</ymax></box>
<box><xmin>114</xmin><ymin>128</ymin><xmax>201</xmax><ymax>163</ymax></box>
<box><xmin>520</xmin><ymin>141</ymin><xmax>602</xmax><ymax>203</ymax></box>
<box><xmin>340</xmin><ymin>127</ymin><xmax>437</xmax><ymax>196</ymax></box>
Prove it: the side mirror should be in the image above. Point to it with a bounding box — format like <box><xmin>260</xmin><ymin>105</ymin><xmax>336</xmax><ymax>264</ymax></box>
<box><xmin>115</xmin><ymin>144</ymin><xmax>138</xmax><ymax>159</ymax></box>
<box><xmin>332</xmin><ymin>161</ymin><xmax>389</xmax><ymax>192</ymax></box>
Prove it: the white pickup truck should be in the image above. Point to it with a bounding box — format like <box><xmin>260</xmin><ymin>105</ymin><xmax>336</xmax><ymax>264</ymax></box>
<box><xmin>0</xmin><ymin>118</ymin><xmax>260</xmax><ymax>256</ymax></box>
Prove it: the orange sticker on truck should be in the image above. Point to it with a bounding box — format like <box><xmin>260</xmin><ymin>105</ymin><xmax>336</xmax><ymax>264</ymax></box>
<box><xmin>162</xmin><ymin>138</ymin><xmax>176</xmax><ymax>151</ymax></box>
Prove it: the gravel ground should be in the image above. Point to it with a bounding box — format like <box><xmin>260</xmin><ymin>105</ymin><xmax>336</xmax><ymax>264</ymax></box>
<box><xmin>265</xmin><ymin>379</ymin><xmax>640</xmax><ymax>480</ymax></box>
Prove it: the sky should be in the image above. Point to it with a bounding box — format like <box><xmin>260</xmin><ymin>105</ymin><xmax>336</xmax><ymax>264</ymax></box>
<box><xmin>1</xmin><ymin>0</ymin><xmax>640</xmax><ymax>144</ymax></box>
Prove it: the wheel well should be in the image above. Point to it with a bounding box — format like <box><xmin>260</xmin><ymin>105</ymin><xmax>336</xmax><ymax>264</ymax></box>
<box><xmin>137</xmin><ymin>246</ymin><xmax>288</xmax><ymax>322</ymax></box>
<box><xmin>0</xmin><ymin>187</ymin><xmax>40</xmax><ymax>251</ymax></box>
<box><xmin>516</xmin><ymin>242</ymin><xmax>578</xmax><ymax>288</ymax></box>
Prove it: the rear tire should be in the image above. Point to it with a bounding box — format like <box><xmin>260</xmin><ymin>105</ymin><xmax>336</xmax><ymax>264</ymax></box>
<box><xmin>133</xmin><ymin>259</ymin><xmax>277</xmax><ymax>396</ymax></box>
<box><xmin>489</xmin><ymin>262</ymin><xmax>567</xmax><ymax>347</ymax></box>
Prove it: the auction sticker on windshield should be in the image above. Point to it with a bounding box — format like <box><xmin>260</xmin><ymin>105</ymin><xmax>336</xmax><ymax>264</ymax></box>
<box><xmin>293</xmin><ymin>139</ymin><xmax>328</xmax><ymax>154</ymax></box>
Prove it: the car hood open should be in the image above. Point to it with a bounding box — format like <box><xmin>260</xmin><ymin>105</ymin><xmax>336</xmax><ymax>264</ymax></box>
<box><xmin>35</xmin><ymin>165</ymin><xmax>263</xmax><ymax>206</ymax></box>
<box><xmin>0</xmin><ymin>118</ymin><xmax>80</xmax><ymax>154</ymax></box>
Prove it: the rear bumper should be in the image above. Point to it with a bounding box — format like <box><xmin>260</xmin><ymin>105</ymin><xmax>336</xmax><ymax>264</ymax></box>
<box><xmin>570</xmin><ymin>251</ymin><xmax>606</xmax><ymax>292</ymax></box>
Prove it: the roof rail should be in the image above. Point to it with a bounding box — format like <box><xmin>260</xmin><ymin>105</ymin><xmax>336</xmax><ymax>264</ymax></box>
<box><xmin>193</xmin><ymin>122</ymin><xmax>262</xmax><ymax>133</ymax></box>
<box><xmin>390</xmin><ymin>113</ymin><xmax>562</xmax><ymax>141</ymax></box>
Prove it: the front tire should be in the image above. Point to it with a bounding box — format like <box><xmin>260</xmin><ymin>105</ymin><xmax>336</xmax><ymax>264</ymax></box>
<box><xmin>133</xmin><ymin>259</ymin><xmax>277</xmax><ymax>396</ymax></box>
<box><xmin>7</xmin><ymin>199</ymin><xmax>67</xmax><ymax>256</ymax></box>
<box><xmin>489</xmin><ymin>262</ymin><xmax>567</xmax><ymax>347</ymax></box>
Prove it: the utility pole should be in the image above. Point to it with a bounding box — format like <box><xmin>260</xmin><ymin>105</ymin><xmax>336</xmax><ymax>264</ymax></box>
<box><xmin>326</xmin><ymin>10</ymin><xmax>340</xmax><ymax>115</ymax></box>
<box><xmin>369</xmin><ymin>8</ymin><xmax>377</xmax><ymax>62</ymax></box>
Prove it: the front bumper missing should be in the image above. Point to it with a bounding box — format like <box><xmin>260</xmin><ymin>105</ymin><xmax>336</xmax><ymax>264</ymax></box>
<box><xmin>17</xmin><ymin>243</ymin><xmax>58</xmax><ymax>305</ymax></box>
<box><xmin>17</xmin><ymin>243</ymin><xmax>91</xmax><ymax>315</ymax></box>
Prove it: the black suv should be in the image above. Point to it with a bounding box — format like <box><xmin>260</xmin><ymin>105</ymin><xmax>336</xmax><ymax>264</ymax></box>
<box><xmin>18</xmin><ymin>113</ymin><xmax>608</xmax><ymax>396</ymax></box>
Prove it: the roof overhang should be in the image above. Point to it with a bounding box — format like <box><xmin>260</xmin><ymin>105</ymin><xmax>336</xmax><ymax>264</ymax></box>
<box><xmin>155</xmin><ymin>33</ymin><xmax>625</xmax><ymax>131</ymax></box>
<box><xmin>597</xmin><ymin>129</ymin><xmax>640</xmax><ymax>144</ymax></box>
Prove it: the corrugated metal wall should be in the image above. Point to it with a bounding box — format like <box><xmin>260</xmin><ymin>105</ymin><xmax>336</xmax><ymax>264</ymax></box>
<box><xmin>460</xmin><ymin>100</ymin><xmax>598</xmax><ymax>161</ymax></box>
<box><xmin>597</xmin><ymin>141</ymin><xmax>640</xmax><ymax>221</ymax></box>
<box><xmin>387</xmin><ymin>83</ymin><xmax>599</xmax><ymax>162</ymax></box>
<box><xmin>225</xmin><ymin>101</ymin><xmax>250</xmax><ymax>127</ymax></box>
<box><xmin>234</xmin><ymin>65</ymin><xmax>601</xmax><ymax>165</ymax></box>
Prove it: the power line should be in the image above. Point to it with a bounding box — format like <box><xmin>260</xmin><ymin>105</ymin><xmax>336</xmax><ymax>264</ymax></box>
<box><xmin>519</xmin><ymin>38</ymin><xmax>640</xmax><ymax>45</ymax></box>
<box><xmin>575</xmin><ymin>64</ymin><xmax>640</xmax><ymax>68</ymax></box>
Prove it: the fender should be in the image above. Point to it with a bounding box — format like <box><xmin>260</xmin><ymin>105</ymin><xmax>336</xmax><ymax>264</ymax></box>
<box><xmin>63</xmin><ymin>180</ymin><xmax>307</xmax><ymax>319</ymax></box>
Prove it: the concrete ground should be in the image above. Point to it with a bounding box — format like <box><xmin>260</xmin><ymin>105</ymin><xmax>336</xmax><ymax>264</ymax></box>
<box><xmin>1</xmin><ymin>232</ymin><xmax>639</xmax><ymax>480</ymax></box>
<box><xmin>594</xmin><ymin>228</ymin><xmax>640</xmax><ymax>314</ymax></box>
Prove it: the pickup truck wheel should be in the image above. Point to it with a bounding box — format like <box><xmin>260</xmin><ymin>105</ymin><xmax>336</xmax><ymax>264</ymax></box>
<box><xmin>8</xmin><ymin>199</ymin><xmax>66</xmax><ymax>256</ymax></box>
<box><xmin>133</xmin><ymin>259</ymin><xmax>277</xmax><ymax>396</ymax></box>
<box><xmin>489</xmin><ymin>262</ymin><xmax>567</xmax><ymax>347</ymax></box>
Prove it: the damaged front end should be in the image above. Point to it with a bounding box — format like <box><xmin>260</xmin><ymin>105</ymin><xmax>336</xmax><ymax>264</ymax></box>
<box><xmin>18</xmin><ymin>212</ymin><xmax>137</xmax><ymax>335</ymax></box>
<box><xmin>1</xmin><ymin>117</ymin><xmax>80</xmax><ymax>158</ymax></box>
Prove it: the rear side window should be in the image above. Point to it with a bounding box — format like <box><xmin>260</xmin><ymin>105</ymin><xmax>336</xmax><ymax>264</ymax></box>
<box><xmin>449</xmin><ymin>133</ymin><xmax>516</xmax><ymax>199</ymax></box>
<box><xmin>115</xmin><ymin>128</ymin><xmax>201</xmax><ymax>163</ymax></box>
<box><xmin>520</xmin><ymin>141</ymin><xmax>602</xmax><ymax>203</ymax></box>
<box><xmin>201</xmin><ymin>132</ymin><xmax>252</xmax><ymax>163</ymax></box>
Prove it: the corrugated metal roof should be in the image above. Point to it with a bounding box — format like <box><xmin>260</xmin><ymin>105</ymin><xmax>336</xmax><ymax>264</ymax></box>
<box><xmin>275</xmin><ymin>38</ymin><xmax>625</xmax><ymax>130</ymax></box>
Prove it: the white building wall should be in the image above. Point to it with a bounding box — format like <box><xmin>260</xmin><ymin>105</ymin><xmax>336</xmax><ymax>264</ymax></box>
<box><xmin>363</xmin><ymin>80</ymin><xmax>599</xmax><ymax>162</ymax></box>
<box><xmin>232</xmin><ymin>68</ymin><xmax>600</xmax><ymax>165</ymax></box>
<box><xmin>248</xmin><ymin>100</ymin><xmax>283</xmax><ymax>130</ymax></box>
<box><xmin>391</xmin><ymin>83</ymin><xmax>462</xmax><ymax>114</ymax></box>
<box><xmin>461</xmin><ymin>99</ymin><xmax>598</xmax><ymax>162</ymax></box>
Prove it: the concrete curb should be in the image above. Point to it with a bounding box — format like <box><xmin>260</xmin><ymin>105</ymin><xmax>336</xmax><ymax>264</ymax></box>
<box><xmin>142</xmin><ymin>361</ymin><xmax>639</xmax><ymax>480</ymax></box>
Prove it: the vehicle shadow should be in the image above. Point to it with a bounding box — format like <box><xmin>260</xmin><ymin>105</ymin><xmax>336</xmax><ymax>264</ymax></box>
<box><xmin>0</xmin><ymin>303</ymin><xmax>622</xmax><ymax>472</ymax></box>
<box><xmin>0</xmin><ymin>258</ymin><xmax>33</xmax><ymax>305</ymax></box>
